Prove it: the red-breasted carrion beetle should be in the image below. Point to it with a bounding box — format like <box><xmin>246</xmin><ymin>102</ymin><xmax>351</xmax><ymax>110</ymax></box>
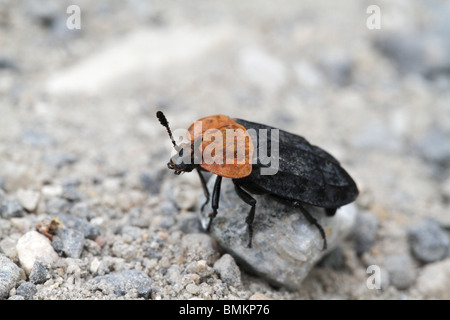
<box><xmin>157</xmin><ymin>111</ymin><xmax>359</xmax><ymax>250</ymax></box>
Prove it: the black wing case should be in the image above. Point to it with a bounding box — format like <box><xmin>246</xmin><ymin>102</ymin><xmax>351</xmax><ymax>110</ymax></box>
<box><xmin>234</xmin><ymin>119</ymin><xmax>359</xmax><ymax>208</ymax></box>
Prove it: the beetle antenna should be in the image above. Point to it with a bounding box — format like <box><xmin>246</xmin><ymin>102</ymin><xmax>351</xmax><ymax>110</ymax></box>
<box><xmin>156</xmin><ymin>111</ymin><xmax>180</xmax><ymax>151</ymax></box>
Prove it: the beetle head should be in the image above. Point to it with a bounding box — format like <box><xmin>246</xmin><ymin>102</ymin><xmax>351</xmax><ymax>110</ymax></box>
<box><xmin>167</xmin><ymin>142</ymin><xmax>196</xmax><ymax>175</ymax></box>
<box><xmin>157</xmin><ymin>111</ymin><xmax>198</xmax><ymax>175</ymax></box>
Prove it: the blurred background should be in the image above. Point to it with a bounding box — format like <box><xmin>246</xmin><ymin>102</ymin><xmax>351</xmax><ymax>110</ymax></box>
<box><xmin>0</xmin><ymin>0</ymin><xmax>449</xmax><ymax>298</ymax></box>
<box><xmin>1</xmin><ymin>0</ymin><xmax>449</xmax><ymax>220</ymax></box>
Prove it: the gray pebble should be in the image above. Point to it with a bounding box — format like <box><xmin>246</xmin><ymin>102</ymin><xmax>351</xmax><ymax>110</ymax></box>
<box><xmin>383</xmin><ymin>254</ymin><xmax>416</xmax><ymax>290</ymax></box>
<box><xmin>317</xmin><ymin>246</ymin><xmax>346</xmax><ymax>270</ymax></box>
<box><xmin>7</xmin><ymin>295</ymin><xmax>25</xmax><ymax>300</ymax></box>
<box><xmin>91</xmin><ymin>270</ymin><xmax>152</xmax><ymax>298</ymax></box>
<box><xmin>1</xmin><ymin>200</ymin><xmax>24</xmax><ymax>218</ymax></box>
<box><xmin>53</xmin><ymin>212</ymin><xmax>100</xmax><ymax>240</ymax></box>
<box><xmin>177</xmin><ymin>212</ymin><xmax>202</xmax><ymax>234</ymax></box>
<box><xmin>51</xmin><ymin>236</ymin><xmax>64</xmax><ymax>257</ymax></box>
<box><xmin>58</xmin><ymin>228</ymin><xmax>85</xmax><ymax>258</ymax></box>
<box><xmin>0</xmin><ymin>58</ymin><xmax>19</xmax><ymax>71</ymax></box>
<box><xmin>0</xmin><ymin>254</ymin><xmax>26</xmax><ymax>299</ymax></box>
<box><xmin>157</xmin><ymin>215</ymin><xmax>177</xmax><ymax>229</ymax></box>
<box><xmin>29</xmin><ymin>261</ymin><xmax>53</xmax><ymax>284</ymax></box>
<box><xmin>374</xmin><ymin>31</ymin><xmax>450</xmax><ymax>77</ymax></box>
<box><xmin>61</xmin><ymin>186</ymin><xmax>82</xmax><ymax>202</ymax></box>
<box><xmin>213</xmin><ymin>254</ymin><xmax>242</xmax><ymax>287</ymax></box>
<box><xmin>128</xmin><ymin>206</ymin><xmax>152</xmax><ymax>228</ymax></box>
<box><xmin>120</xmin><ymin>225</ymin><xmax>144</xmax><ymax>241</ymax></box>
<box><xmin>43</xmin><ymin>152</ymin><xmax>77</xmax><ymax>169</ymax></box>
<box><xmin>16</xmin><ymin>282</ymin><xmax>37</xmax><ymax>300</ymax></box>
<box><xmin>415</xmin><ymin>130</ymin><xmax>450</xmax><ymax>166</ymax></box>
<box><xmin>139</xmin><ymin>172</ymin><xmax>163</xmax><ymax>194</ymax></box>
<box><xmin>70</xmin><ymin>202</ymin><xmax>96</xmax><ymax>220</ymax></box>
<box><xmin>352</xmin><ymin>210</ymin><xmax>379</xmax><ymax>256</ymax></box>
<box><xmin>181</xmin><ymin>233</ymin><xmax>218</xmax><ymax>265</ymax></box>
<box><xmin>408</xmin><ymin>218</ymin><xmax>450</xmax><ymax>264</ymax></box>
<box><xmin>45</xmin><ymin>197</ymin><xmax>71</xmax><ymax>213</ymax></box>
<box><xmin>199</xmin><ymin>178</ymin><xmax>357</xmax><ymax>290</ymax></box>
<box><xmin>318</xmin><ymin>50</ymin><xmax>353</xmax><ymax>86</ymax></box>
<box><xmin>60</xmin><ymin>176</ymin><xmax>81</xmax><ymax>187</ymax></box>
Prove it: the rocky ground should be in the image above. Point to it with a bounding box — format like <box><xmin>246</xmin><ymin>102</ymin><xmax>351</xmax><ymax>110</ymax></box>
<box><xmin>1</xmin><ymin>0</ymin><xmax>450</xmax><ymax>300</ymax></box>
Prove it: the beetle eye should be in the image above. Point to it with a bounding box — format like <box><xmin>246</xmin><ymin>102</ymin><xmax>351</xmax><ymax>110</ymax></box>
<box><xmin>167</xmin><ymin>162</ymin><xmax>174</xmax><ymax>169</ymax></box>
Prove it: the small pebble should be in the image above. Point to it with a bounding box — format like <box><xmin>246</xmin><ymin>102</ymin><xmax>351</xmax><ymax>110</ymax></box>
<box><xmin>16</xmin><ymin>230</ymin><xmax>59</xmax><ymax>275</ymax></box>
<box><xmin>91</xmin><ymin>270</ymin><xmax>152</xmax><ymax>298</ymax></box>
<box><xmin>58</xmin><ymin>228</ymin><xmax>85</xmax><ymax>258</ymax></box>
<box><xmin>186</xmin><ymin>283</ymin><xmax>200</xmax><ymax>294</ymax></box>
<box><xmin>1</xmin><ymin>200</ymin><xmax>24</xmax><ymax>218</ymax></box>
<box><xmin>408</xmin><ymin>218</ymin><xmax>450</xmax><ymax>264</ymax></box>
<box><xmin>213</xmin><ymin>254</ymin><xmax>242</xmax><ymax>287</ymax></box>
<box><xmin>0</xmin><ymin>237</ymin><xmax>18</xmax><ymax>260</ymax></box>
<box><xmin>53</xmin><ymin>212</ymin><xmax>100</xmax><ymax>240</ymax></box>
<box><xmin>16</xmin><ymin>189</ymin><xmax>40</xmax><ymax>212</ymax></box>
<box><xmin>61</xmin><ymin>186</ymin><xmax>81</xmax><ymax>202</ymax></box>
<box><xmin>383</xmin><ymin>254</ymin><xmax>416</xmax><ymax>290</ymax></box>
<box><xmin>181</xmin><ymin>233</ymin><xmax>218</xmax><ymax>265</ymax></box>
<box><xmin>352</xmin><ymin>210</ymin><xmax>378</xmax><ymax>256</ymax></box>
<box><xmin>29</xmin><ymin>261</ymin><xmax>53</xmax><ymax>284</ymax></box>
<box><xmin>0</xmin><ymin>254</ymin><xmax>26</xmax><ymax>299</ymax></box>
<box><xmin>16</xmin><ymin>282</ymin><xmax>37</xmax><ymax>300</ymax></box>
<box><xmin>415</xmin><ymin>259</ymin><xmax>450</xmax><ymax>299</ymax></box>
<box><xmin>70</xmin><ymin>202</ymin><xmax>96</xmax><ymax>220</ymax></box>
<box><xmin>317</xmin><ymin>246</ymin><xmax>346</xmax><ymax>270</ymax></box>
<box><xmin>43</xmin><ymin>152</ymin><xmax>77</xmax><ymax>169</ymax></box>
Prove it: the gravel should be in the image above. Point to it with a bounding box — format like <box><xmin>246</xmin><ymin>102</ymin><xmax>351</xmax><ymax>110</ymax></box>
<box><xmin>0</xmin><ymin>0</ymin><xmax>449</xmax><ymax>300</ymax></box>
<box><xmin>91</xmin><ymin>270</ymin><xmax>152</xmax><ymax>298</ymax></box>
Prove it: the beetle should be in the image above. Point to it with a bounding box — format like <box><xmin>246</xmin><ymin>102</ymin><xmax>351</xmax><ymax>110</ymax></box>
<box><xmin>156</xmin><ymin>111</ymin><xmax>359</xmax><ymax>250</ymax></box>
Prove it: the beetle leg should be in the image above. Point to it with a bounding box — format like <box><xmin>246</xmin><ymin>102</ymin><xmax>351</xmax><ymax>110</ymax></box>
<box><xmin>233</xmin><ymin>182</ymin><xmax>257</xmax><ymax>248</ymax></box>
<box><xmin>196</xmin><ymin>169</ymin><xmax>210</xmax><ymax>213</ymax></box>
<box><xmin>297</xmin><ymin>203</ymin><xmax>327</xmax><ymax>250</ymax></box>
<box><xmin>207</xmin><ymin>175</ymin><xmax>222</xmax><ymax>231</ymax></box>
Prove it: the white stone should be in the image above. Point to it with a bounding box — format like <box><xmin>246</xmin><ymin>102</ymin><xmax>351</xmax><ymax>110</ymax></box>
<box><xmin>16</xmin><ymin>231</ymin><xmax>59</xmax><ymax>275</ymax></box>
<box><xmin>41</xmin><ymin>185</ymin><xmax>63</xmax><ymax>197</ymax></box>
<box><xmin>16</xmin><ymin>188</ymin><xmax>40</xmax><ymax>212</ymax></box>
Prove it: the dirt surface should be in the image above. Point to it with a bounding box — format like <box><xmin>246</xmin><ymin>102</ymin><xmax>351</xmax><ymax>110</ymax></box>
<box><xmin>1</xmin><ymin>0</ymin><xmax>450</xmax><ymax>300</ymax></box>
